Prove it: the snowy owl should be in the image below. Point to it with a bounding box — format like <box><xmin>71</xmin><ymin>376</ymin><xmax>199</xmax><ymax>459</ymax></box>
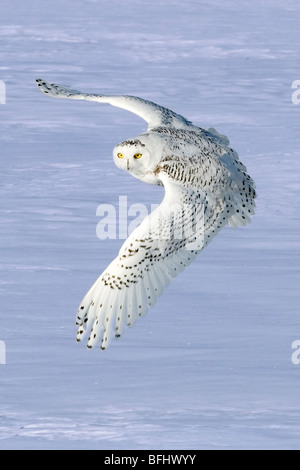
<box><xmin>36</xmin><ymin>79</ymin><xmax>256</xmax><ymax>351</ymax></box>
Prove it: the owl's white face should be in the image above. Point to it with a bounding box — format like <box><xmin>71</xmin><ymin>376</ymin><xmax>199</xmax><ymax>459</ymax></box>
<box><xmin>113</xmin><ymin>135</ymin><xmax>162</xmax><ymax>184</ymax></box>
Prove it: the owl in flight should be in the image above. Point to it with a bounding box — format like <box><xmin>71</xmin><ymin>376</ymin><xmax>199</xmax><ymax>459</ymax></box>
<box><xmin>36</xmin><ymin>79</ymin><xmax>256</xmax><ymax>350</ymax></box>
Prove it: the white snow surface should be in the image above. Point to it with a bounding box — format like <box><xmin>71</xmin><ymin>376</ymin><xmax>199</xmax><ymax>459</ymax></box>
<box><xmin>0</xmin><ymin>0</ymin><xmax>300</xmax><ymax>450</ymax></box>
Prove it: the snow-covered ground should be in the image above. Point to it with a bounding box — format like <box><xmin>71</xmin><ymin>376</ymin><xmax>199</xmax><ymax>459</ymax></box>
<box><xmin>0</xmin><ymin>0</ymin><xmax>300</xmax><ymax>450</ymax></box>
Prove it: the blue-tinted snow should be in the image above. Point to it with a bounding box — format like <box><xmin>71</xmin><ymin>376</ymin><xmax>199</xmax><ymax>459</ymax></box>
<box><xmin>0</xmin><ymin>0</ymin><xmax>300</xmax><ymax>450</ymax></box>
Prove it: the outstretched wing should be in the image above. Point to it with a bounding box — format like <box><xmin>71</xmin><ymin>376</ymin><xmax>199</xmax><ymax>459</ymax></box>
<box><xmin>36</xmin><ymin>79</ymin><xmax>193</xmax><ymax>131</ymax></box>
<box><xmin>76</xmin><ymin>177</ymin><xmax>203</xmax><ymax>350</ymax></box>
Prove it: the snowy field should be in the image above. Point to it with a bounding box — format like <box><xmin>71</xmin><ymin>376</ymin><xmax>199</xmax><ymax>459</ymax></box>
<box><xmin>0</xmin><ymin>0</ymin><xmax>300</xmax><ymax>450</ymax></box>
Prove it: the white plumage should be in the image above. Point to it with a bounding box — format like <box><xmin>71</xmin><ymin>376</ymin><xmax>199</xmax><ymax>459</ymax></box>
<box><xmin>36</xmin><ymin>79</ymin><xmax>256</xmax><ymax>350</ymax></box>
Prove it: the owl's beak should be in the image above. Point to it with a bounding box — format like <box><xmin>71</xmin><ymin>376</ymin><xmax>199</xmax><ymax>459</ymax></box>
<box><xmin>126</xmin><ymin>159</ymin><xmax>130</xmax><ymax>171</ymax></box>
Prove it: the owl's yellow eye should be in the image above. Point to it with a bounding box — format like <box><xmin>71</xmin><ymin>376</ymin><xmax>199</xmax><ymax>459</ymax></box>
<box><xmin>117</xmin><ymin>153</ymin><xmax>123</xmax><ymax>159</ymax></box>
<box><xmin>134</xmin><ymin>153</ymin><xmax>142</xmax><ymax>159</ymax></box>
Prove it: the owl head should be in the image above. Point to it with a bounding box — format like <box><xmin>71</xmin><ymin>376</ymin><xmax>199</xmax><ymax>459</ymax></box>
<box><xmin>113</xmin><ymin>134</ymin><xmax>162</xmax><ymax>184</ymax></box>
